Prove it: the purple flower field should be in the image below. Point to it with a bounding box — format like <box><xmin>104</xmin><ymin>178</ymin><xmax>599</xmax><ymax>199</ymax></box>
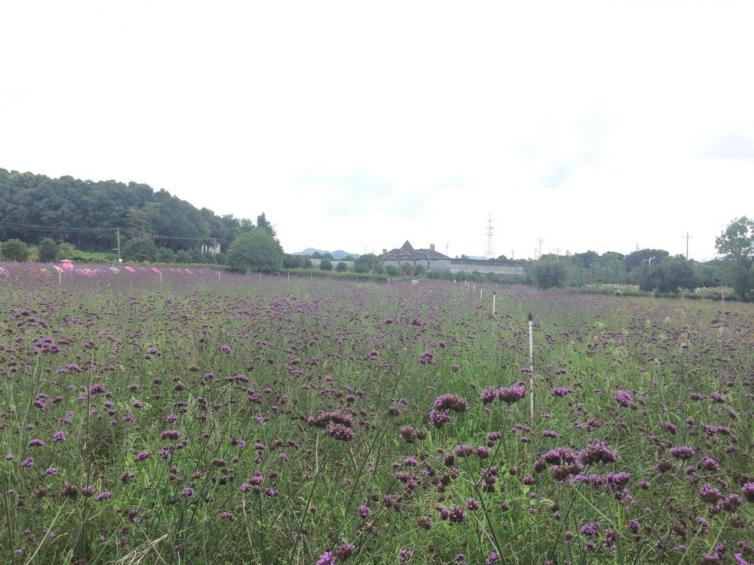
<box><xmin>1</xmin><ymin>263</ymin><xmax>753</xmax><ymax>563</ymax></box>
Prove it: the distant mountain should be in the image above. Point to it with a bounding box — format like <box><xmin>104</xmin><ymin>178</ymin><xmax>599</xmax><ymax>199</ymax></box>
<box><xmin>331</xmin><ymin>250</ymin><xmax>359</xmax><ymax>260</ymax></box>
<box><xmin>294</xmin><ymin>248</ymin><xmax>360</xmax><ymax>260</ymax></box>
<box><xmin>294</xmin><ymin>248</ymin><xmax>326</xmax><ymax>256</ymax></box>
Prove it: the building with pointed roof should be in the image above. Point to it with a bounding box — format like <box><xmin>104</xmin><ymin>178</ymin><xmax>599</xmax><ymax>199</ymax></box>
<box><xmin>381</xmin><ymin>241</ymin><xmax>450</xmax><ymax>272</ymax></box>
<box><xmin>381</xmin><ymin>240</ymin><xmax>526</xmax><ymax>277</ymax></box>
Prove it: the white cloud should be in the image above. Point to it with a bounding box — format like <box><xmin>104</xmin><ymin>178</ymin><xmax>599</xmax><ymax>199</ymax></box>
<box><xmin>1</xmin><ymin>0</ymin><xmax>752</xmax><ymax>260</ymax></box>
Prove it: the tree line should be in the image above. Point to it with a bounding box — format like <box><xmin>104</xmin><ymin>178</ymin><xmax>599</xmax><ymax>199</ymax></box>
<box><xmin>526</xmin><ymin>217</ymin><xmax>753</xmax><ymax>301</ymax></box>
<box><xmin>0</xmin><ymin>168</ymin><xmax>254</xmax><ymax>252</ymax></box>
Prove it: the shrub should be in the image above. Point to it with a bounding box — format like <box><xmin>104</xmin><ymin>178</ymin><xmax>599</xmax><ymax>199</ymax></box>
<box><xmin>189</xmin><ymin>249</ymin><xmax>204</xmax><ymax>263</ymax></box>
<box><xmin>227</xmin><ymin>229</ymin><xmax>284</xmax><ymax>273</ymax></box>
<box><xmin>638</xmin><ymin>256</ymin><xmax>697</xmax><ymax>294</ymax></box>
<box><xmin>530</xmin><ymin>261</ymin><xmax>567</xmax><ymax>289</ymax></box>
<box><xmin>175</xmin><ymin>250</ymin><xmax>192</xmax><ymax>263</ymax></box>
<box><xmin>1</xmin><ymin>239</ymin><xmax>30</xmax><ymax>262</ymax></box>
<box><xmin>37</xmin><ymin>238</ymin><xmax>59</xmax><ymax>262</ymax></box>
<box><xmin>320</xmin><ymin>259</ymin><xmax>333</xmax><ymax>271</ymax></box>
<box><xmin>336</xmin><ymin>261</ymin><xmax>348</xmax><ymax>272</ymax></box>
<box><xmin>156</xmin><ymin>247</ymin><xmax>176</xmax><ymax>263</ymax></box>
<box><xmin>122</xmin><ymin>239</ymin><xmax>157</xmax><ymax>262</ymax></box>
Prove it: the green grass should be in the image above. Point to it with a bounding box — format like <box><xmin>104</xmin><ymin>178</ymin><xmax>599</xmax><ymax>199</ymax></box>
<box><xmin>0</xmin><ymin>275</ymin><xmax>752</xmax><ymax>564</ymax></box>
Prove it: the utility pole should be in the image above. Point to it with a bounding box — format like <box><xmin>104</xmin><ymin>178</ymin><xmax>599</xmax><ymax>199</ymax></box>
<box><xmin>684</xmin><ymin>232</ymin><xmax>692</xmax><ymax>260</ymax></box>
<box><xmin>537</xmin><ymin>238</ymin><xmax>544</xmax><ymax>259</ymax></box>
<box><xmin>116</xmin><ymin>227</ymin><xmax>121</xmax><ymax>262</ymax></box>
<box><xmin>484</xmin><ymin>214</ymin><xmax>494</xmax><ymax>259</ymax></box>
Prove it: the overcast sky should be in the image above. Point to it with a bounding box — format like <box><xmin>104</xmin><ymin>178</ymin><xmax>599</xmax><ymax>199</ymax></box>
<box><xmin>1</xmin><ymin>1</ymin><xmax>752</xmax><ymax>260</ymax></box>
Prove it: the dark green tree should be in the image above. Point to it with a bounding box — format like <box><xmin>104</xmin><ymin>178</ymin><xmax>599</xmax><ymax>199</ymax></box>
<box><xmin>354</xmin><ymin>253</ymin><xmax>378</xmax><ymax>273</ymax></box>
<box><xmin>175</xmin><ymin>250</ymin><xmax>192</xmax><ymax>263</ymax></box>
<box><xmin>122</xmin><ymin>239</ymin><xmax>157</xmax><ymax>262</ymax></box>
<box><xmin>0</xmin><ymin>168</ymin><xmax>253</xmax><ymax>252</ymax></box>
<box><xmin>37</xmin><ymin>238</ymin><xmax>59</xmax><ymax>262</ymax></box>
<box><xmin>335</xmin><ymin>261</ymin><xmax>348</xmax><ymax>272</ymax></box>
<box><xmin>156</xmin><ymin>247</ymin><xmax>176</xmax><ymax>263</ymax></box>
<box><xmin>637</xmin><ymin>256</ymin><xmax>696</xmax><ymax>294</ymax></box>
<box><xmin>227</xmin><ymin>229</ymin><xmax>284</xmax><ymax>273</ymax></box>
<box><xmin>385</xmin><ymin>265</ymin><xmax>399</xmax><ymax>277</ymax></box>
<box><xmin>624</xmin><ymin>249</ymin><xmax>669</xmax><ymax>272</ymax></box>
<box><xmin>1</xmin><ymin>239</ymin><xmax>30</xmax><ymax>261</ymax></box>
<box><xmin>319</xmin><ymin>258</ymin><xmax>333</xmax><ymax>271</ymax></box>
<box><xmin>256</xmin><ymin>213</ymin><xmax>275</xmax><ymax>237</ymax></box>
<box><xmin>715</xmin><ymin>217</ymin><xmax>754</xmax><ymax>301</ymax></box>
<box><xmin>530</xmin><ymin>260</ymin><xmax>567</xmax><ymax>289</ymax></box>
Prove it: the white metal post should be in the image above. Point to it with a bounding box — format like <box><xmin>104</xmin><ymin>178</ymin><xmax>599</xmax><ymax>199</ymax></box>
<box><xmin>528</xmin><ymin>313</ymin><xmax>534</xmax><ymax>421</ymax></box>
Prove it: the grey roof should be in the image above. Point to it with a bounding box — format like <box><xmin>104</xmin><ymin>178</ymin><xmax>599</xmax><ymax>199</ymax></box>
<box><xmin>383</xmin><ymin>241</ymin><xmax>450</xmax><ymax>262</ymax></box>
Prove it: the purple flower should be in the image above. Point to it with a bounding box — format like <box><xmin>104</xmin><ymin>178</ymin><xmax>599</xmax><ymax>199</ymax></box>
<box><xmin>428</xmin><ymin>409</ymin><xmax>450</xmax><ymax>428</ymax></box>
<box><xmin>577</xmin><ymin>441</ymin><xmax>618</xmax><ymax>465</ymax></box>
<box><xmin>21</xmin><ymin>458</ymin><xmax>33</xmax><ymax>469</ymax></box>
<box><xmin>28</xmin><ymin>438</ymin><xmax>45</xmax><ymax>448</ymax></box>
<box><xmin>336</xmin><ymin>544</ymin><xmax>356</xmax><ymax>560</ymax></box>
<box><xmin>400</xmin><ymin>548</ymin><xmax>411</xmax><ymax>562</ymax></box>
<box><xmin>480</xmin><ymin>388</ymin><xmax>498</xmax><ymax>404</ymax></box>
<box><xmin>358</xmin><ymin>504</ymin><xmax>370</xmax><ymax>518</ymax></box>
<box><xmin>614</xmin><ymin>390</ymin><xmax>633</xmax><ymax>407</ymax></box>
<box><xmin>94</xmin><ymin>491</ymin><xmax>113</xmax><ymax>501</ymax></box>
<box><xmin>498</xmin><ymin>382</ymin><xmax>526</xmax><ymax>404</ymax></box>
<box><xmin>45</xmin><ymin>466</ymin><xmax>58</xmax><ymax>475</ymax></box>
<box><xmin>326</xmin><ymin>423</ymin><xmax>354</xmax><ymax>441</ymax></box>
<box><xmin>419</xmin><ymin>351</ymin><xmax>435</xmax><ymax>365</ymax></box>
<box><xmin>552</xmin><ymin>387</ymin><xmax>573</xmax><ymax>397</ymax></box>
<box><xmin>52</xmin><ymin>431</ymin><xmax>66</xmax><ymax>443</ymax></box>
<box><xmin>448</xmin><ymin>506</ymin><xmax>465</xmax><ymax>523</ymax></box>
<box><xmin>135</xmin><ymin>450</ymin><xmax>152</xmax><ymax>461</ymax></box>
<box><xmin>316</xmin><ymin>550</ymin><xmax>335</xmax><ymax>565</ymax></box>
<box><xmin>181</xmin><ymin>487</ymin><xmax>194</xmax><ymax>497</ymax></box>
<box><xmin>606</xmin><ymin>471</ymin><xmax>631</xmax><ymax>491</ymax></box>
<box><xmin>670</xmin><ymin>446</ymin><xmax>696</xmax><ymax>460</ymax></box>
<box><xmin>580</xmin><ymin>522</ymin><xmax>600</xmax><ymax>537</ymax></box>
<box><xmin>434</xmin><ymin>394</ymin><xmax>469</xmax><ymax>412</ymax></box>
<box><xmin>742</xmin><ymin>482</ymin><xmax>754</xmax><ymax>502</ymax></box>
<box><xmin>699</xmin><ymin>483</ymin><xmax>722</xmax><ymax>504</ymax></box>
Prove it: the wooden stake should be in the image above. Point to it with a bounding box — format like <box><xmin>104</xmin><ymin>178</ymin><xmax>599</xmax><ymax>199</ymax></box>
<box><xmin>528</xmin><ymin>312</ymin><xmax>534</xmax><ymax>421</ymax></box>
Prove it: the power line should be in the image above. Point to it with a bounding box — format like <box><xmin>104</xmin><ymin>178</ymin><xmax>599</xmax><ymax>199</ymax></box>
<box><xmin>0</xmin><ymin>221</ymin><xmax>117</xmax><ymax>233</ymax></box>
<box><xmin>0</xmin><ymin>221</ymin><xmax>229</xmax><ymax>243</ymax></box>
